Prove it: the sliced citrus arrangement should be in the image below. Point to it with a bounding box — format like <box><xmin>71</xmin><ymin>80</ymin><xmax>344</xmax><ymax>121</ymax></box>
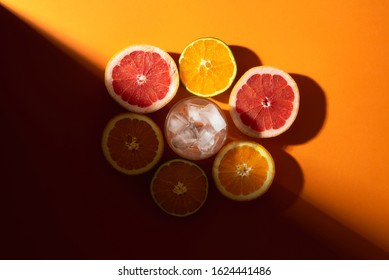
<box><xmin>212</xmin><ymin>141</ymin><xmax>275</xmax><ymax>201</ymax></box>
<box><xmin>151</xmin><ymin>159</ymin><xmax>208</xmax><ymax>217</ymax></box>
<box><xmin>179</xmin><ymin>37</ymin><xmax>237</xmax><ymax>97</ymax></box>
<box><xmin>105</xmin><ymin>45</ymin><xmax>179</xmax><ymax>113</ymax></box>
<box><xmin>102</xmin><ymin>113</ymin><xmax>164</xmax><ymax>175</ymax></box>
<box><xmin>229</xmin><ymin>66</ymin><xmax>299</xmax><ymax>138</ymax></box>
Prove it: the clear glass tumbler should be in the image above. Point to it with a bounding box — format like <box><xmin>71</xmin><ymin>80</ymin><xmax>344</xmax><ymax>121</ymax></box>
<box><xmin>164</xmin><ymin>97</ymin><xmax>228</xmax><ymax>160</ymax></box>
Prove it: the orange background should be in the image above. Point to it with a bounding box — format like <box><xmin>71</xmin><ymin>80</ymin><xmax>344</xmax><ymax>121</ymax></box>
<box><xmin>1</xmin><ymin>0</ymin><xmax>388</xmax><ymax>259</ymax></box>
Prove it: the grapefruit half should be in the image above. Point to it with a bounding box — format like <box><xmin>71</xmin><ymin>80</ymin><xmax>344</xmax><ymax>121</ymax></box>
<box><xmin>105</xmin><ymin>45</ymin><xmax>179</xmax><ymax>113</ymax></box>
<box><xmin>229</xmin><ymin>66</ymin><xmax>299</xmax><ymax>138</ymax></box>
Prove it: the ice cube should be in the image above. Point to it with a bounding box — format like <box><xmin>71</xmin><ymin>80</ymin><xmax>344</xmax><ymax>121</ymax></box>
<box><xmin>199</xmin><ymin>104</ymin><xmax>226</xmax><ymax>133</ymax></box>
<box><xmin>168</xmin><ymin>113</ymin><xmax>189</xmax><ymax>134</ymax></box>
<box><xmin>180</xmin><ymin>125</ymin><xmax>199</xmax><ymax>141</ymax></box>
<box><xmin>187</xmin><ymin>103</ymin><xmax>203</xmax><ymax>122</ymax></box>
<box><xmin>211</xmin><ymin>114</ymin><xmax>227</xmax><ymax>133</ymax></box>
<box><xmin>171</xmin><ymin>134</ymin><xmax>196</xmax><ymax>149</ymax></box>
<box><xmin>197</xmin><ymin>127</ymin><xmax>215</xmax><ymax>153</ymax></box>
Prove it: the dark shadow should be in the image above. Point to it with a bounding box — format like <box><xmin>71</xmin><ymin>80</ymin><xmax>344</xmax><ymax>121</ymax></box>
<box><xmin>263</xmin><ymin>146</ymin><xmax>304</xmax><ymax>211</ymax></box>
<box><xmin>1</xmin><ymin>4</ymin><xmax>387</xmax><ymax>261</ymax></box>
<box><xmin>230</xmin><ymin>45</ymin><xmax>263</xmax><ymax>79</ymax></box>
<box><xmin>1</xmin><ymin>4</ymin><xmax>126</xmax><ymax>259</ymax></box>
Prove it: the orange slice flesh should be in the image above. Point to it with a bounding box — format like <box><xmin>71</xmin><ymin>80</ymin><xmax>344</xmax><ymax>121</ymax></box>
<box><xmin>212</xmin><ymin>141</ymin><xmax>275</xmax><ymax>201</ymax></box>
<box><xmin>179</xmin><ymin>37</ymin><xmax>237</xmax><ymax>97</ymax></box>
<box><xmin>102</xmin><ymin>113</ymin><xmax>164</xmax><ymax>175</ymax></box>
<box><xmin>151</xmin><ymin>159</ymin><xmax>208</xmax><ymax>216</ymax></box>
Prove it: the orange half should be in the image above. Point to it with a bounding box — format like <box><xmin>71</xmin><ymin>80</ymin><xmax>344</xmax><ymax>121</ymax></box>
<box><xmin>212</xmin><ymin>141</ymin><xmax>275</xmax><ymax>201</ymax></box>
<box><xmin>151</xmin><ymin>159</ymin><xmax>208</xmax><ymax>216</ymax></box>
<box><xmin>102</xmin><ymin>113</ymin><xmax>164</xmax><ymax>175</ymax></box>
<box><xmin>179</xmin><ymin>37</ymin><xmax>237</xmax><ymax>97</ymax></box>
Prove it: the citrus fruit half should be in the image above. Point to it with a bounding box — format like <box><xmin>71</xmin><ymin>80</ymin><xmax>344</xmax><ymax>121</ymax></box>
<box><xmin>105</xmin><ymin>45</ymin><xmax>179</xmax><ymax>113</ymax></box>
<box><xmin>102</xmin><ymin>112</ymin><xmax>164</xmax><ymax>175</ymax></box>
<box><xmin>229</xmin><ymin>66</ymin><xmax>299</xmax><ymax>138</ymax></box>
<box><xmin>151</xmin><ymin>159</ymin><xmax>208</xmax><ymax>217</ymax></box>
<box><xmin>179</xmin><ymin>37</ymin><xmax>237</xmax><ymax>97</ymax></box>
<box><xmin>212</xmin><ymin>141</ymin><xmax>275</xmax><ymax>201</ymax></box>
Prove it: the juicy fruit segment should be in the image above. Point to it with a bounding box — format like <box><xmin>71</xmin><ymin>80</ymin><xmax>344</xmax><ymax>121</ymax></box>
<box><xmin>105</xmin><ymin>45</ymin><xmax>179</xmax><ymax>113</ymax></box>
<box><xmin>179</xmin><ymin>38</ymin><xmax>237</xmax><ymax>97</ymax></box>
<box><xmin>229</xmin><ymin>66</ymin><xmax>299</xmax><ymax>138</ymax></box>
<box><xmin>213</xmin><ymin>141</ymin><xmax>275</xmax><ymax>201</ymax></box>
<box><xmin>151</xmin><ymin>159</ymin><xmax>208</xmax><ymax>216</ymax></box>
<box><xmin>102</xmin><ymin>113</ymin><xmax>164</xmax><ymax>175</ymax></box>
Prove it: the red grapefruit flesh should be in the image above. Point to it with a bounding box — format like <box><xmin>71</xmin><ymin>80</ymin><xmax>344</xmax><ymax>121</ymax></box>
<box><xmin>105</xmin><ymin>45</ymin><xmax>179</xmax><ymax>113</ymax></box>
<box><xmin>229</xmin><ymin>66</ymin><xmax>299</xmax><ymax>138</ymax></box>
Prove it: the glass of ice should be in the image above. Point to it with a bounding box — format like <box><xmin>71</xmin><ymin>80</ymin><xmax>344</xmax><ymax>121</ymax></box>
<box><xmin>165</xmin><ymin>97</ymin><xmax>228</xmax><ymax>160</ymax></box>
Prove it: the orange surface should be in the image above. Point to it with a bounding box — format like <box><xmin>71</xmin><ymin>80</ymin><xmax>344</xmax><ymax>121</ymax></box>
<box><xmin>1</xmin><ymin>0</ymin><xmax>389</xmax><ymax>259</ymax></box>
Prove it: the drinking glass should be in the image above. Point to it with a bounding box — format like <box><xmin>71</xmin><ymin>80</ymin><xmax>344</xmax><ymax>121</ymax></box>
<box><xmin>164</xmin><ymin>97</ymin><xmax>228</xmax><ymax>160</ymax></box>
